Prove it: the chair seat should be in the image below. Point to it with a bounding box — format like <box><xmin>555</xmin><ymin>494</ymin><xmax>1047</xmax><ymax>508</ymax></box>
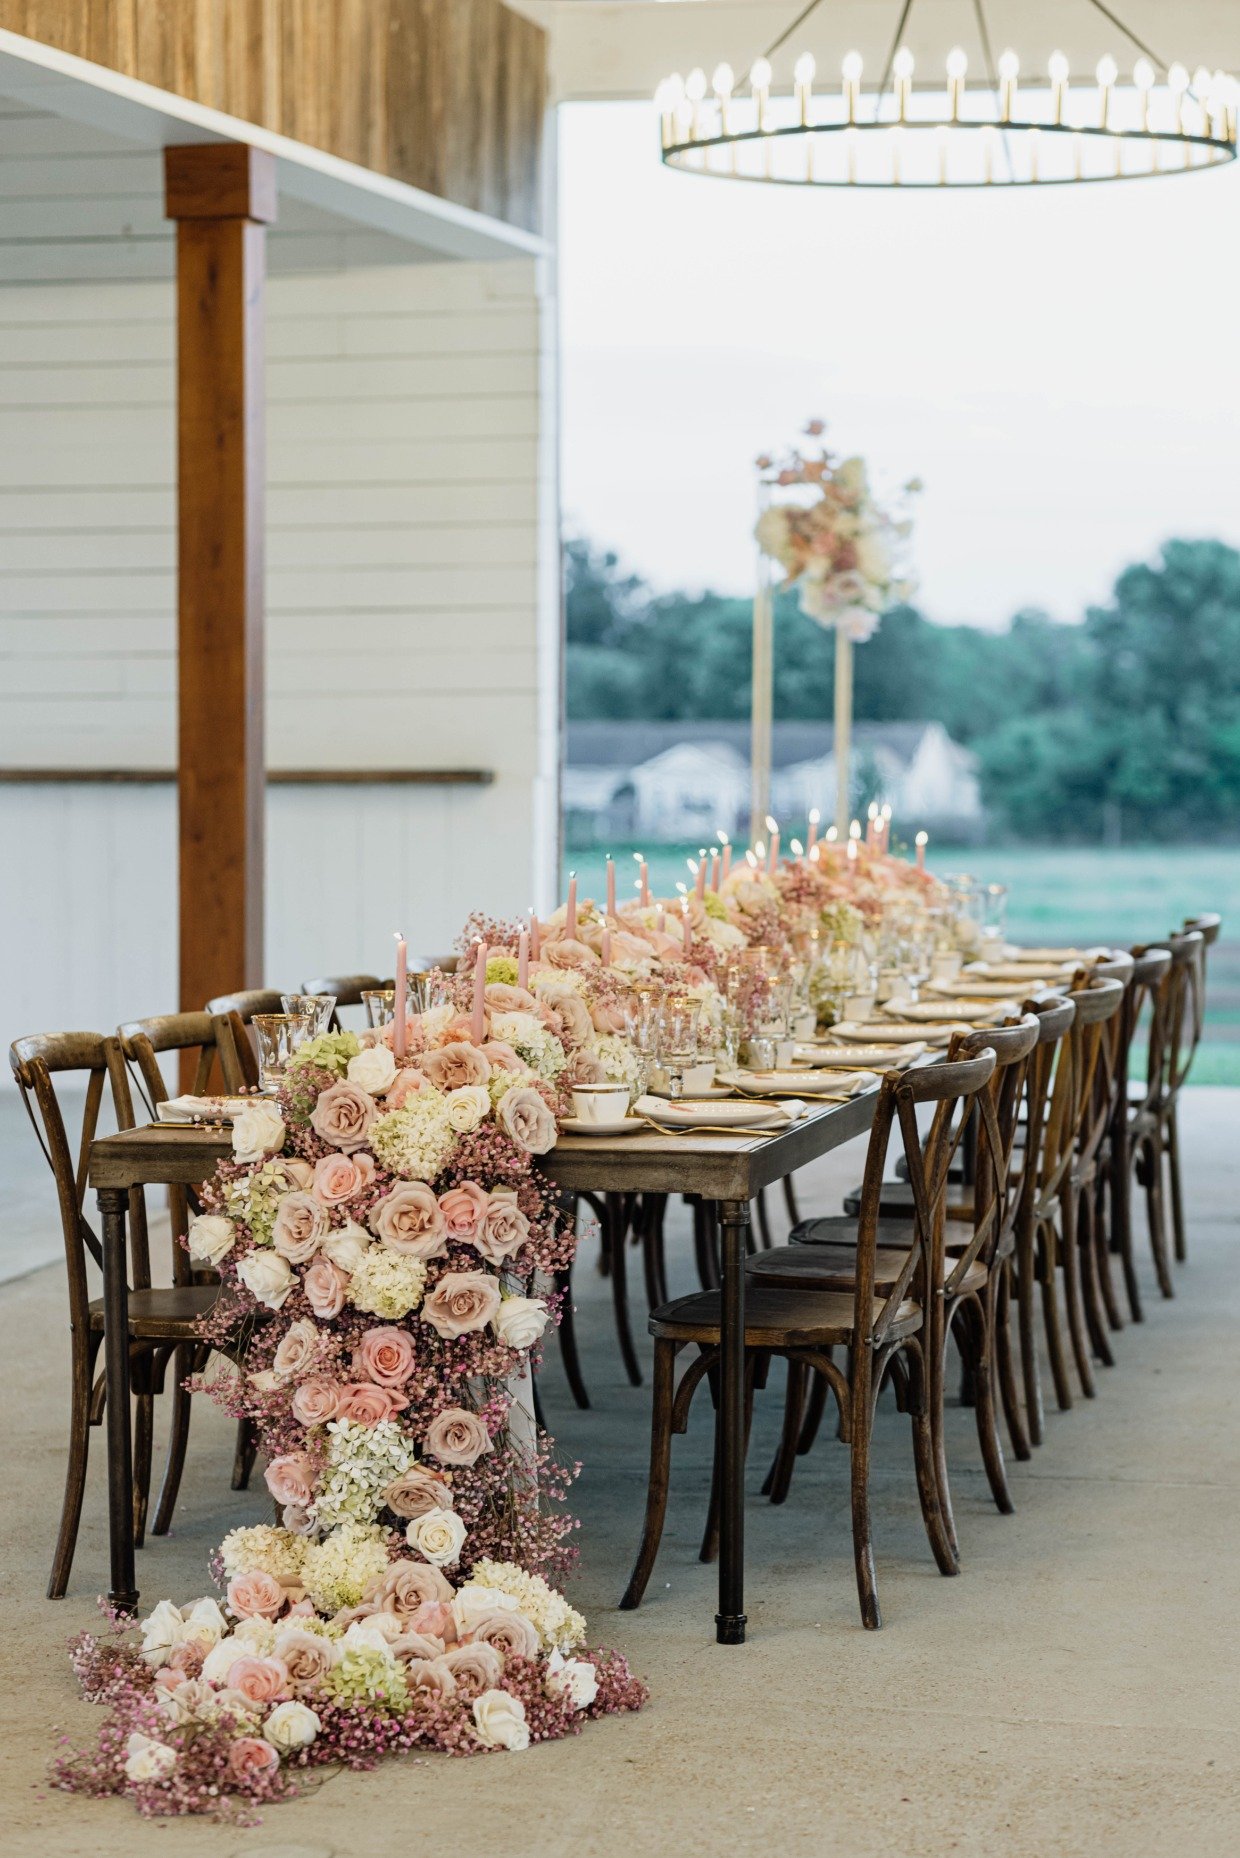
<box><xmin>649</xmin><ymin>1284</ymin><xmax>922</xmax><ymax>1348</ymax></box>
<box><xmin>790</xmin><ymin>1212</ymin><xmax>976</xmax><ymax>1253</ymax></box>
<box><xmin>749</xmin><ymin>1244</ymin><xmax>988</xmax><ymax>1299</ymax></box>
<box><xmin>88</xmin><ymin>1285</ymin><xmax>220</xmax><ymax>1339</ymax></box>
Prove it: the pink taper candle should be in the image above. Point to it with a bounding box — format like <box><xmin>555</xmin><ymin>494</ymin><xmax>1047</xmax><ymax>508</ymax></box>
<box><xmin>528</xmin><ymin>909</ymin><xmax>540</xmax><ymax>959</ymax></box>
<box><xmin>915</xmin><ymin>830</ymin><xmax>928</xmax><ymax>873</ymax></box>
<box><xmin>807</xmin><ymin>807</ymin><xmax>820</xmax><ymax>855</ymax></box>
<box><xmin>601</xmin><ymin>926</ymin><xmax>612</xmax><ymax>966</ymax></box>
<box><xmin>709</xmin><ymin>849</ymin><xmax>720</xmax><ymax>891</ymax></box>
<box><xmin>517</xmin><ymin>929</ymin><xmax>529</xmax><ymax>989</ymax></box>
<box><xmin>471</xmin><ymin>941</ymin><xmax>487</xmax><ymax>1043</ymax></box>
<box><xmin>566</xmin><ymin>873</ymin><xmax>578</xmax><ymax>941</ymax></box>
<box><xmin>606</xmin><ymin>855</ymin><xmax>616</xmax><ymax>919</ymax></box>
<box><xmin>681</xmin><ymin>902</ymin><xmax>692</xmax><ymax>954</ymax></box>
<box><xmin>393</xmin><ymin>932</ymin><xmax>407</xmax><ymax>1059</ymax></box>
<box><xmin>635</xmin><ymin>853</ymin><xmax>650</xmax><ymax>907</ymax></box>
<box><xmin>721</xmin><ymin>839</ymin><xmax>732</xmax><ymax>883</ymax></box>
<box><xmin>765</xmin><ymin>817</ymin><xmax>780</xmax><ymax>874</ymax></box>
<box><xmin>656</xmin><ymin>906</ymin><xmax>666</xmax><ymax>933</ymax></box>
<box><xmin>695</xmin><ymin>853</ymin><xmax>707</xmax><ymax>902</ymax></box>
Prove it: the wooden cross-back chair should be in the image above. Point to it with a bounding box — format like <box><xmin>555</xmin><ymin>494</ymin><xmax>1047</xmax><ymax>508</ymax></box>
<box><xmin>1010</xmin><ymin>993</ymin><xmax>1077</xmax><ymax>1451</ymax></box>
<box><xmin>300</xmin><ymin>973</ymin><xmax>384</xmax><ymax>1030</ymax></box>
<box><xmin>1124</xmin><ymin>929</ymin><xmax>1206</xmax><ymax>1291</ymax></box>
<box><xmin>1105</xmin><ymin>947</ymin><xmax>1173</xmax><ymax>1323</ymax></box>
<box><xmin>8</xmin><ymin>1031</ymin><xmax>224</xmax><ymax>1597</ymax></box>
<box><xmin>204</xmin><ymin>989</ymin><xmax>288</xmax><ymax>1088</ymax></box>
<box><xmin>1065</xmin><ymin>956</ymin><xmax>1133</xmax><ymax>1374</ymax></box>
<box><xmin>621</xmin><ymin>1048</ymin><xmax>997</xmax><ymax>1630</ymax></box>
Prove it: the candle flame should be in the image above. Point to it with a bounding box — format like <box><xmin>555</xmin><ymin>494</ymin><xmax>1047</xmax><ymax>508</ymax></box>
<box><xmin>717</xmin><ymin>829</ymin><xmax>730</xmax><ymax>845</ymax></box>
<box><xmin>808</xmin><ymin>807</ymin><xmax>821</xmax><ymax>825</ymax></box>
<box><xmin>916</xmin><ymin>831</ymin><xmax>929</xmax><ymax>846</ymax></box>
<box><xmin>765</xmin><ymin>815</ymin><xmax>778</xmax><ymax>833</ymax></box>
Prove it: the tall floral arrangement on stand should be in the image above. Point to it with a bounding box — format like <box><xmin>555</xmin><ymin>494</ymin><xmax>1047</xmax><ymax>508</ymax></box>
<box><xmin>55</xmin><ymin>997</ymin><xmax>645</xmax><ymax>1820</ymax></box>
<box><xmin>754</xmin><ymin>421</ymin><xmax>919</xmax><ymax>834</ymax></box>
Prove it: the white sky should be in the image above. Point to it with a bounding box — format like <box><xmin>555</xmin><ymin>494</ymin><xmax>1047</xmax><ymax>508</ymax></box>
<box><xmin>557</xmin><ymin>101</ymin><xmax>1240</xmax><ymax>628</ymax></box>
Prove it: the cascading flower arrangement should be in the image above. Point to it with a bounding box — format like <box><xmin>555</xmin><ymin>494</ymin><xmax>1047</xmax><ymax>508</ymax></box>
<box><xmin>754</xmin><ymin>420</ymin><xmax>919</xmax><ymax>641</ymax></box>
<box><xmin>54</xmin><ymin>990</ymin><xmax>646</xmax><ymax>1820</ymax></box>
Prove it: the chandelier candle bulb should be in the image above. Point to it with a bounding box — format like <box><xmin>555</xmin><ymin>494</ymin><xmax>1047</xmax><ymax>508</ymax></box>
<box><xmin>998</xmin><ymin>49</ymin><xmax>1019</xmax><ymax>122</ymax></box>
<box><xmin>842</xmin><ymin>50</ymin><xmax>862</xmax><ymax>125</ymax></box>
<box><xmin>946</xmin><ymin>47</ymin><xmax>967</xmax><ymax>121</ymax></box>
<box><xmin>790</xmin><ymin>838</ymin><xmax>804</xmax><ymax>859</ymax></box>
<box><xmin>794</xmin><ymin>50</ymin><xmax>815</xmax><ymax>126</ymax></box>
<box><xmin>826</xmin><ymin>824</ymin><xmax>838</xmax><ymax>844</ymax></box>
<box><xmin>893</xmin><ymin>47</ymin><xmax>914</xmax><ymax>123</ymax></box>
<box><xmin>517</xmin><ymin>928</ymin><xmax>529</xmax><ymax>989</ymax></box>
<box><xmin>1097</xmin><ymin>56</ymin><xmax>1118</xmax><ymax>130</ymax></box>
<box><xmin>1049</xmin><ymin>51</ymin><xmax>1069</xmax><ymax>125</ymax></box>
<box><xmin>471</xmin><ymin>940</ymin><xmax>487</xmax><ymax>1043</ymax></box>
<box><xmin>750</xmin><ymin>57</ymin><xmax>772</xmax><ymax>131</ymax></box>
<box><xmin>915</xmin><ymin>829</ymin><xmax>928</xmax><ymax>872</ymax></box>
<box><xmin>685</xmin><ymin>66</ymin><xmax>707</xmax><ymax>139</ymax></box>
<box><xmin>1134</xmin><ymin>58</ymin><xmax>1155</xmax><ymax>131</ymax></box>
<box><xmin>393</xmin><ymin>932</ymin><xmax>407</xmax><ymax>1059</ymax></box>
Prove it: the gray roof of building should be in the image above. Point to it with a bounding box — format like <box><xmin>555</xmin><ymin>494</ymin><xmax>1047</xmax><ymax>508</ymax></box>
<box><xmin>566</xmin><ymin>719</ymin><xmax>937</xmax><ymax>770</ymax></box>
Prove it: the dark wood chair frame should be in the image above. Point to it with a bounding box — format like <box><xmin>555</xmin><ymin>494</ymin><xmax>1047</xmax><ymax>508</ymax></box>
<box><xmin>620</xmin><ymin>1048</ymin><xmax>997</xmax><ymax>1630</ymax></box>
<box><xmin>1104</xmin><ymin>947</ymin><xmax>1173</xmax><ymax>1321</ymax></box>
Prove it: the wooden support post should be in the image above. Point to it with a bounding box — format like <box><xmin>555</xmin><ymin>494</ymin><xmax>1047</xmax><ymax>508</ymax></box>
<box><xmin>164</xmin><ymin>144</ymin><xmax>275</xmax><ymax>1021</ymax></box>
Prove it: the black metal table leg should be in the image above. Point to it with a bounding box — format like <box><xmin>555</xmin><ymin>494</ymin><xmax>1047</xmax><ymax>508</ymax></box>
<box><xmin>99</xmin><ymin>1185</ymin><xmax>138</xmax><ymax>1614</ymax></box>
<box><xmin>715</xmin><ymin>1197</ymin><xmax>749</xmax><ymax>1644</ymax></box>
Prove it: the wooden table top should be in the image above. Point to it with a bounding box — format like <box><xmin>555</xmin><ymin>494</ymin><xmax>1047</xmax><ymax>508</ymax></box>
<box><xmin>88</xmin><ymin>1087</ymin><xmax>881</xmax><ymax>1203</ymax></box>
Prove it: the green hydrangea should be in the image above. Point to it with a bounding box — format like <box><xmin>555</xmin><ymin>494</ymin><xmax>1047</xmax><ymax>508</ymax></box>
<box><xmin>288</xmin><ymin>1030</ymin><xmax>362</xmax><ymax>1078</ymax></box>
<box><xmin>485</xmin><ymin>954</ymin><xmax>519</xmax><ymax>987</ymax></box>
<box><xmin>703</xmin><ymin>892</ymin><xmax>729</xmax><ymax>922</ymax></box>
<box><xmin>323</xmin><ymin>1645</ymin><xmax>409</xmax><ymax>1710</ymax></box>
<box><xmin>819</xmin><ymin>901</ymin><xmax>865</xmax><ymax>945</ymax></box>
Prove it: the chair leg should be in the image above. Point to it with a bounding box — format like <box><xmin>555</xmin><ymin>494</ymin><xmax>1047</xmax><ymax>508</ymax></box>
<box><xmin>967</xmin><ymin>1294</ymin><xmax>1015</xmax><ymax>1516</ymax></box>
<box><xmin>231</xmin><ymin>1416</ymin><xmax>257</xmax><ymax>1491</ymax></box>
<box><xmin>1094</xmin><ymin>1172</ymin><xmax>1124</xmax><ymax>1333</ymax></box>
<box><xmin>1077</xmin><ymin>1183</ymin><xmax>1115</xmax><ymax>1368</ymax></box>
<box><xmin>1112</xmin><ymin>1137</ymin><xmax>1144</xmax><ymax>1324</ymax></box>
<box><xmin>796</xmin><ymin>1365</ymin><xmax>831</xmax><ymax>1454</ymax></box>
<box><xmin>1143</xmin><ymin>1136</ymin><xmax>1175</xmax><ymax>1300</ymax></box>
<box><xmin>555</xmin><ymin>1266</ymin><xmax>590</xmax><ymax>1411</ymax></box>
<box><xmin>620</xmin><ymin>1339</ymin><xmax>679</xmax><ymax>1609</ymax></box>
<box><xmin>1039</xmin><ymin>1218</ymin><xmax>1074</xmax><ymax>1412</ymax></box>
<box><xmin>152</xmin><ymin>1344</ymin><xmax>193</xmax><ymax>1535</ymax></box>
<box><xmin>639</xmin><ymin>1194</ymin><xmax>669</xmax><ymax>1312</ymax></box>
<box><xmin>994</xmin><ymin>1260</ymin><xmax>1031</xmax><ymax>1462</ymax></box>
<box><xmin>1017</xmin><ymin>1214</ymin><xmax>1045</xmax><ymax>1446</ymax></box>
<box><xmin>928</xmin><ymin>1299</ymin><xmax>959</xmax><ymax>1562</ymax></box>
<box><xmin>1059</xmin><ymin>1189</ymin><xmax>1096</xmax><ymax>1399</ymax></box>
<box><xmin>48</xmin><ymin>1331</ymin><xmax>100</xmax><ymax>1599</ymax></box>
<box><xmin>907</xmin><ymin>1343</ymin><xmax>959</xmax><ymax>1577</ymax></box>
<box><xmin>605</xmin><ymin>1194</ymin><xmax>643</xmax><ymax>1386</ymax></box>
<box><xmin>1167</xmin><ymin>1102</ymin><xmax>1187</xmax><ymax>1264</ymax></box>
<box><xmin>782</xmin><ymin>1174</ymin><xmax>801</xmax><ymax>1228</ymax></box>
<box><xmin>691</xmin><ymin>1198</ymin><xmax>719</xmax><ymax>1290</ymax></box>
<box><xmin>848</xmin><ymin>1355</ymin><xmax>881</xmax><ymax>1629</ymax></box>
<box><xmin>754</xmin><ymin>1188</ymin><xmax>773</xmax><ymax>1251</ymax></box>
<box><xmin>762</xmin><ymin>1359</ymin><xmax>806</xmax><ymax>1504</ymax></box>
<box><xmin>132</xmin><ymin>1391</ymin><xmax>155</xmax><ymax>1550</ymax></box>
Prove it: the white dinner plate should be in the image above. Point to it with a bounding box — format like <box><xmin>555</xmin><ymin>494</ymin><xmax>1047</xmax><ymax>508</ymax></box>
<box><xmin>832</xmin><ymin>1020</ymin><xmax>963</xmax><ymax>1045</ymax></box>
<box><xmin>558</xmin><ymin>1115</ymin><xmax>644</xmax><ymax>1138</ymax></box>
<box><xmin>926</xmin><ymin>977</ymin><xmax>1035</xmax><ymax>1000</ymax></box>
<box><xmin>794</xmin><ymin>1042</ymin><xmax>926</xmax><ymax>1069</ymax></box>
<box><xmin>634</xmin><ymin>1094</ymin><xmax>806</xmax><ymax>1130</ymax></box>
<box><xmin>157</xmin><ymin>1095</ymin><xmax>252</xmax><ymax>1123</ymax></box>
<box><xmin>1005</xmin><ymin>946</ymin><xmax>1097</xmax><ymax>965</ymax></box>
<box><xmin>883</xmin><ymin>997</ymin><xmax>1015</xmax><ymax>1024</ymax></box>
<box><xmin>717</xmin><ymin>1068</ymin><xmax>873</xmax><ymax>1099</ymax></box>
<box><xmin>963</xmin><ymin>961</ymin><xmax>1073</xmax><ymax>984</ymax></box>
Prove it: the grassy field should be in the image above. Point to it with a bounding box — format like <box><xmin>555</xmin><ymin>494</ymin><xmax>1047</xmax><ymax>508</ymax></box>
<box><xmin>562</xmin><ymin>841</ymin><xmax>1238</xmax><ymax>1084</ymax></box>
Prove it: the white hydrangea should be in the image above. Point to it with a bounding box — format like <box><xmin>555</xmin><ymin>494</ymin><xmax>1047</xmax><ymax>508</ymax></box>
<box><xmin>467</xmin><ymin>1559</ymin><xmax>587</xmax><ymax>1652</ymax></box>
<box><xmin>587</xmin><ymin>1033</ymin><xmax>644</xmax><ymax>1098</ymax></box>
<box><xmin>300</xmin><ymin>1522</ymin><xmax>392</xmax><ymax>1615</ymax></box>
<box><xmin>312</xmin><ymin>1419</ymin><xmax>418</xmax><ymax>1535</ymax></box>
<box><xmin>347</xmin><ymin>1248</ymin><xmax>428</xmax><ymax>1320</ymax></box>
<box><xmin>219</xmin><ymin>1523</ymin><xmax>309</xmax><ymax>1582</ymax></box>
<box><xmin>369</xmin><ymin>1091</ymin><xmax>456</xmax><ymax>1182</ymax></box>
<box><xmin>489</xmin><ymin>1012</ymin><xmax>565</xmax><ymax>1083</ymax></box>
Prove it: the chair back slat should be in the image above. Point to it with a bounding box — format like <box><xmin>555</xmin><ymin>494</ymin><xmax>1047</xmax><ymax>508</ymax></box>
<box><xmin>1162</xmin><ymin>929</ymin><xmax>1205</xmax><ymax>1095</ymax></box>
<box><xmin>945</xmin><ymin>1014</ymin><xmax>1041</xmax><ymax>1289</ymax></box>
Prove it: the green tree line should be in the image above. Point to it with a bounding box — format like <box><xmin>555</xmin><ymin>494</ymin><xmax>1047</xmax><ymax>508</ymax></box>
<box><xmin>565</xmin><ymin>535</ymin><xmax>1240</xmax><ymax>841</ymax></box>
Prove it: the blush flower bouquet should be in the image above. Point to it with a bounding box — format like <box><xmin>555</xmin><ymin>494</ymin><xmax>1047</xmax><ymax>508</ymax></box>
<box><xmin>55</xmin><ymin>1002</ymin><xmax>645</xmax><ymax>1819</ymax></box>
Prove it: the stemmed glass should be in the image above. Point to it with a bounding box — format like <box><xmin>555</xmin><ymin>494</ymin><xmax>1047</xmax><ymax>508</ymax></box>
<box><xmin>622</xmin><ymin>987</ymin><xmax>664</xmax><ymax>1094</ymax></box>
<box><xmin>252</xmin><ymin>1012</ymin><xmax>313</xmax><ymax>1094</ymax></box>
<box><xmin>659</xmin><ymin>995</ymin><xmax>701</xmax><ymax>1099</ymax></box>
<box><xmin>409</xmin><ymin>970</ymin><xmax>448</xmax><ymax>1016</ymax></box>
<box><xmin>362</xmin><ymin>988</ymin><xmax>397</xmax><ymax>1029</ymax></box>
<box><xmin>280</xmin><ymin>992</ymin><xmax>336</xmax><ymax>1036</ymax></box>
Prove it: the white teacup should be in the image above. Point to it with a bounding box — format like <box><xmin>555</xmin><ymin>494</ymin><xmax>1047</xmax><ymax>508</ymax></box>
<box><xmin>570</xmin><ymin>1083</ymin><xmax>631</xmax><ymax>1125</ymax></box>
<box><xmin>844</xmin><ymin>992</ymin><xmax>877</xmax><ymax>1021</ymax></box>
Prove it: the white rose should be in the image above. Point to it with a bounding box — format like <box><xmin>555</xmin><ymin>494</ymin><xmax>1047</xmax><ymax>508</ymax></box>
<box><xmin>418</xmin><ymin>1004</ymin><xmax>454</xmax><ymax>1040</ymax></box>
<box><xmin>347</xmin><ymin>1044</ymin><xmax>397</xmax><ymax>1096</ymax></box>
<box><xmin>471</xmin><ymin>1688</ymin><xmax>530</xmax><ymax>1752</ymax></box>
<box><xmin>157</xmin><ymin>1679</ymin><xmax>212</xmax><ymax>1726</ymax></box>
<box><xmin>320</xmin><ymin>1219</ymin><xmax>370</xmax><ymax>1274</ymax></box>
<box><xmin>490</xmin><ymin>1010</ymin><xmax>542</xmax><ymax>1046</ymax></box>
<box><xmin>340</xmin><ymin>1620</ymin><xmax>395</xmax><ymax>1657</ymax></box>
<box><xmin>546</xmin><ymin>1648</ymin><xmax>598</xmax><ymax>1711</ymax></box>
<box><xmin>262</xmin><ymin>1699</ymin><xmax>321</xmax><ymax>1754</ymax></box>
<box><xmin>236</xmin><ymin>1248</ymin><xmax>295</xmax><ymax>1310</ymax></box>
<box><xmin>493</xmin><ymin>1296</ymin><xmax>548</xmax><ymax>1351</ymax></box>
<box><xmin>123</xmin><ymin>1731</ymin><xmax>178</xmax><ymax>1783</ymax></box>
<box><xmin>181</xmin><ymin>1596</ymin><xmax>228</xmax><ymax>1652</ymax></box>
<box><xmin>187</xmin><ymin>1213</ymin><xmax>235</xmax><ymax>1266</ymax></box>
<box><xmin>444</xmin><ymin>1084</ymin><xmax>490</xmax><ymax>1133</ymax></box>
<box><xmin>451</xmin><ymin>1583</ymin><xmax>520</xmax><ymax>1639</ymax></box>
<box><xmin>406</xmin><ymin>1506</ymin><xmax>467</xmax><ymax>1568</ymax></box>
<box><xmin>231</xmin><ymin>1100</ymin><xmax>286</xmax><ymax>1165</ymax></box>
<box><xmin>200</xmin><ymin>1634</ymin><xmax>241</xmax><ymax>1686</ymax></box>
<box><xmin>138</xmin><ymin>1598</ymin><xmax>187</xmax><ymax>1668</ymax></box>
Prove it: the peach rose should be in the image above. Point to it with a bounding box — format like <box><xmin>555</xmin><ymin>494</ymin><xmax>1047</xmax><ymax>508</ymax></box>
<box><xmin>418</xmin><ymin>1044</ymin><xmax>491</xmax><ymax>1092</ymax></box>
<box><xmin>226</xmin><ymin>1656</ymin><xmax>289</xmax><ymax>1704</ymax></box>
<box><xmin>481</xmin><ymin>1040</ymin><xmax>523</xmax><ymax>1074</ymax></box>
<box><xmin>309</xmin><ymin>1080</ymin><xmax>376</xmax><ymax>1153</ymax></box>
<box><xmin>437</xmin><ymin>1181</ymin><xmax>490</xmax><ymax>1243</ymax></box>
<box><xmin>303</xmin><ymin>1255</ymin><xmax>348</xmax><ymax>1320</ymax></box>
<box><xmin>564</xmin><ymin>1049</ymin><xmax>609</xmax><ymax>1087</ymax></box>
<box><xmin>364</xmin><ymin>1559</ymin><xmax>453</xmax><ymax>1616</ymax></box>
<box><xmin>391</xmin><ymin>1631</ymin><xmax>445</xmax><ymax>1662</ymax></box>
<box><xmin>590</xmin><ymin>996</ymin><xmax>628</xmax><ymax>1034</ymax></box>
<box><xmin>537</xmin><ymin>985</ymin><xmax>593</xmax><ymax>1045</ymax></box>
<box><xmin>474</xmin><ymin>1190</ymin><xmax>530</xmax><ymax>1267</ymax></box>
<box><xmin>404</xmin><ymin>1657</ymin><xmax>457</xmax><ymax>1703</ymax></box>
<box><xmin>440</xmin><ymin>1641</ymin><xmax>503</xmax><ymax>1691</ymax></box>
<box><xmin>312</xmin><ymin>1152</ymin><xmax>371</xmax><ymax>1207</ymax></box>
<box><xmin>281</xmin><ymin>1158</ymin><xmax>315</xmax><ymax>1190</ymax></box>
<box><xmin>382</xmin><ymin>1465</ymin><xmax>453</xmax><ymax>1520</ymax></box>
<box><xmin>227</xmin><ymin>1570</ymin><xmax>287</xmax><ymax>1622</ymax></box>
<box><xmin>545</xmin><ymin>937</ymin><xmax>598</xmax><ymax>971</ymax></box>
<box><xmin>424</xmin><ymin>1406</ymin><xmax>493</xmax><ymax>1467</ymax></box>
<box><xmin>385</xmin><ymin>1068</ymin><xmax>427</xmax><ymax>1109</ymax></box>
<box><xmin>271</xmin><ymin>1192</ymin><xmax>328</xmax><ymax>1264</ymax></box>
<box><xmin>274</xmin><ymin>1626</ymin><xmax>336</xmax><ymax>1692</ymax></box>
<box><xmin>264</xmin><ymin>1452</ymin><xmax>315</xmax><ymax>1510</ymax></box>
<box><xmin>483</xmin><ymin>983</ymin><xmax>538</xmax><ymax>1013</ymax></box>
<box><xmin>496</xmin><ymin>1086</ymin><xmax>557</xmax><ymax>1155</ymax></box>
<box><xmin>291</xmin><ymin>1375</ymin><xmax>341</xmax><ymax>1427</ymax></box>
<box><xmin>228</xmin><ymin>1737</ymin><xmax>281</xmax><ymax>1783</ymax></box>
<box><xmin>335</xmin><ymin>1381</ymin><xmax>408</xmax><ymax>1425</ymax></box>
<box><xmin>466</xmin><ymin>1610</ymin><xmax>540</xmax><ymax>1660</ymax></box>
<box><xmin>405</xmin><ymin>1599</ymin><xmax>457</xmax><ymax>1644</ymax></box>
<box><xmin>371</xmin><ymin>1181</ymin><xmax>446</xmax><ymax>1260</ymax></box>
<box><xmin>272</xmin><ymin>1317</ymin><xmax>319</xmax><ymax>1381</ymax></box>
<box><xmin>354</xmin><ymin>1324</ymin><xmax>416</xmax><ymax>1387</ymax></box>
<box><xmin>420</xmin><ymin>1270</ymin><xmax>502</xmax><ymax>1339</ymax></box>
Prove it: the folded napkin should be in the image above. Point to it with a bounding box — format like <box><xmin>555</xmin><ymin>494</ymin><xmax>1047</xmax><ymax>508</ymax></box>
<box><xmin>157</xmin><ymin>1095</ymin><xmax>250</xmax><ymax>1123</ymax></box>
<box><xmin>634</xmin><ymin>1093</ymin><xmax>809</xmax><ymax>1131</ymax></box>
<box><xmin>926</xmin><ymin>976</ymin><xmax>1033</xmax><ymax>1000</ymax></box>
<box><xmin>1005</xmin><ymin>945</ymin><xmax>1097</xmax><ymax>965</ymax></box>
<box><xmin>963</xmin><ymin>960</ymin><xmax>1071</xmax><ymax>984</ymax></box>
<box><xmin>833</xmin><ymin>1019</ymin><xmax>962</xmax><ymax>1046</ymax></box>
<box><xmin>884</xmin><ymin>997</ymin><xmax>1016</xmax><ymax>1024</ymax></box>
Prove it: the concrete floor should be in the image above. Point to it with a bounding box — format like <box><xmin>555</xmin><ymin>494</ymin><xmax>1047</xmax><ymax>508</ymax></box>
<box><xmin>2</xmin><ymin>1090</ymin><xmax>1238</xmax><ymax>1858</ymax></box>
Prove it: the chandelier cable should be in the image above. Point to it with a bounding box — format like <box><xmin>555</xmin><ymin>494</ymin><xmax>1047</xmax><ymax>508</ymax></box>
<box><xmin>1080</xmin><ymin>0</ymin><xmax>1171</xmax><ymax>75</ymax></box>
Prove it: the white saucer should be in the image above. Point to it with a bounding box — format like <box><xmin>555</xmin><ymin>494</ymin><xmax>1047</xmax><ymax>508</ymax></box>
<box><xmin>558</xmin><ymin>1115</ymin><xmax>643</xmax><ymax>1137</ymax></box>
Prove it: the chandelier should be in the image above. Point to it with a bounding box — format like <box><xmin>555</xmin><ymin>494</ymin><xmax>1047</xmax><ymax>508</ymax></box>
<box><xmin>655</xmin><ymin>0</ymin><xmax>1238</xmax><ymax>188</ymax></box>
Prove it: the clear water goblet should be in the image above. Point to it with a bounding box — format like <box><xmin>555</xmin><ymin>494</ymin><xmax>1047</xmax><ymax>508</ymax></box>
<box><xmin>252</xmin><ymin>1013</ymin><xmax>312</xmax><ymax>1095</ymax></box>
<box><xmin>280</xmin><ymin>993</ymin><xmax>336</xmax><ymax>1036</ymax></box>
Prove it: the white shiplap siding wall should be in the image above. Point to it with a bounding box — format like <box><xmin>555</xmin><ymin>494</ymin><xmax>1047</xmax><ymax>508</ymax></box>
<box><xmin>0</xmin><ymin>105</ymin><xmax>559</xmax><ymax>1041</ymax></box>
